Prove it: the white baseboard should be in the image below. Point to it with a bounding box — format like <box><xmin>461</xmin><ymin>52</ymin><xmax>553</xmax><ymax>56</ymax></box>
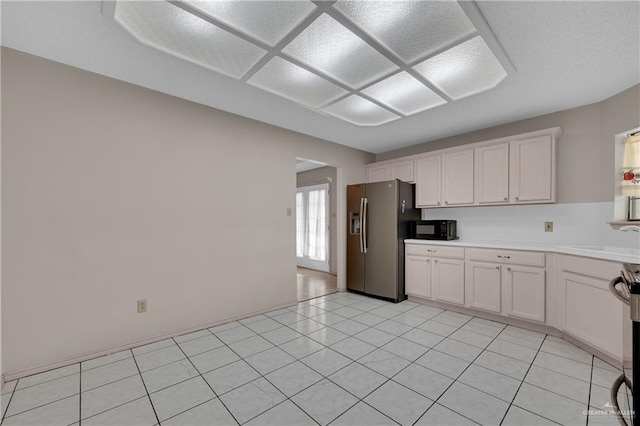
<box><xmin>3</xmin><ymin>299</ymin><xmax>298</xmax><ymax>382</ymax></box>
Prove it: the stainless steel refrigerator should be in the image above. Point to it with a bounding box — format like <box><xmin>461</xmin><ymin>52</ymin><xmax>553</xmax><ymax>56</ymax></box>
<box><xmin>347</xmin><ymin>180</ymin><xmax>420</xmax><ymax>302</ymax></box>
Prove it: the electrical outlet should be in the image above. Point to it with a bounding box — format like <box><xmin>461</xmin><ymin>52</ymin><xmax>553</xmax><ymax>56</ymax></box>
<box><xmin>137</xmin><ymin>299</ymin><xmax>147</xmax><ymax>313</ymax></box>
<box><xmin>545</xmin><ymin>221</ymin><xmax>554</xmax><ymax>232</ymax></box>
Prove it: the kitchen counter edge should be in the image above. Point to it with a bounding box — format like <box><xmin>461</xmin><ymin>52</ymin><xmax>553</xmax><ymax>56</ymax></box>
<box><xmin>404</xmin><ymin>239</ymin><xmax>640</xmax><ymax>264</ymax></box>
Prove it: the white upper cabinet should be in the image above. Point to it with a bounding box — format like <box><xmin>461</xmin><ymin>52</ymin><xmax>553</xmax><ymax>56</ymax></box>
<box><xmin>475</xmin><ymin>142</ymin><xmax>509</xmax><ymax>205</ymax></box>
<box><xmin>366</xmin><ymin>159</ymin><xmax>414</xmax><ymax>183</ymax></box>
<box><xmin>442</xmin><ymin>149</ymin><xmax>474</xmax><ymax>206</ymax></box>
<box><xmin>511</xmin><ymin>135</ymin><xmax>556</xmax><ymax>203</ymax></box>
<box><xmin>366</xmin><ymin>164</ymin><xmax>390</xmax><ymax>183</ymax></box>
<box><xmin>415</xmin><ymin>155</ymin><xmax>442</xmax><ymax>207</ymax></box>
<box><xmin>391</xmin><ymin>160</ymin><xmax>414</xmax><ymax>182</ymax></box>
<box><xmin>368</xmin><ymin>127</ymin><xmax>560</xmax><ymax>208</ymax></box>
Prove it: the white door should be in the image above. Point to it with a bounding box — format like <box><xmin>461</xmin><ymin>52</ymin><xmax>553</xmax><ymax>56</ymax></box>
<box><xmin>296</xmin><ymin>183</ymin><xmax>330</xmax><ymax>272</ymax></box>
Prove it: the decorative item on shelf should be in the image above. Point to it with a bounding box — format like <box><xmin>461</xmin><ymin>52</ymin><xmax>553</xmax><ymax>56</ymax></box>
<box><xmin>623</xmin><ymin>131</ymin><xmax>640</xmax><ymax>220</ymax></box>
<box><xmin>622</xmin><ymin>132</ymin><xmax>640</xmax><ymax>191</ymax></box>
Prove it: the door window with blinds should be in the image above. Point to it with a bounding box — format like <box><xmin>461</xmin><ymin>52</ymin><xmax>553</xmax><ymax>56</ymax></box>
<box><xmin>296</xmin><ymin>183</ymin><xmax>329</xmax><ymax>272</ymax></box>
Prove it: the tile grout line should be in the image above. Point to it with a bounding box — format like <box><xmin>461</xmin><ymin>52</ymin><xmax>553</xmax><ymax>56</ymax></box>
<box><xmin>208</xmin><ymin>294</ymin><xmax>407</xmax><ymax>424</ymax></box>
<box><xmin>312</xmin><ymin>301</ymin><xmax>492</xmax><ymax>424</ymax></box>
<box><xmin>323</xmin><ymin>304</ymin><xmax>471</xmax><ymax>422</ymax></box>
<box><xmin>165</xmin><ymin>335</ymin><xmax>243</xmax><ymax>425</ymax></box>
<box><xmin>213</xmin><ymin>324</ymin><xmax>342</xmax><ymax>425</ymax></box>
<box><xmin>586</xmin><ymin>354</ymin><xmax>595</xmax><ymax>425</ymax></box>
<box><xmin>129</xmin><ymin>348</ymin><xmax>161</xmax><ymax>426</ymax></box>
<box><xmin>1</xmin><ymin>379</ymin><xmax>18</xmax><ymax>423</ymax></box>
<box><xmin>78</xmin><ymin>365</ymin><xmax>82</xmax><ymax>426</ymax></box>
<box><xmin>497</xmin><ymin>333</ymin><xmax>560</xmax><ymax>425</ymax></box>
<box><xmin>407</xmin><ymin>314</ymin><xmax>490</xmax><ymax>425</ymax></box>
<box><xmin>1</xmin><ymin>385</ymin><xmax>83</xmax><ymax>420</ymax></box>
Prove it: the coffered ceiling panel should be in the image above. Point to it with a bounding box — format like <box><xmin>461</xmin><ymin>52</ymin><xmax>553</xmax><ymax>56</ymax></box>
<box><xmin>2</xmin><ymin>1</ymin><xmax>638</xmax><ymax>152</ymax></box>
<box><xmin>333</xmin><ymin>0</ymin><xmax>476</xmax><ymax>63</ymax></box>
<box><xmin>114</xmin><ymin>1</ymin><xmax>266</xmax><ymax>78</ymax></box>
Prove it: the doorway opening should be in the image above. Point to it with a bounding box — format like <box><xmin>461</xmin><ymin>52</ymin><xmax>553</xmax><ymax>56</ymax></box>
<box><xmin>296</xmin><ymin>183</ymin><xmax>329</xmax><ymax>272</ymax></box>
<box><xmin>296</xmin><ymin>158</ymin><xmax>338</xmax><ymax>300</ymax></box>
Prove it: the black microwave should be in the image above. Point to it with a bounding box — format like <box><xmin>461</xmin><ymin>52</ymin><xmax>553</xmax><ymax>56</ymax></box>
<box><xmin>411</xmin><ymin>220</ymin><xmax>458</xmax><ymax>240</ymax></box>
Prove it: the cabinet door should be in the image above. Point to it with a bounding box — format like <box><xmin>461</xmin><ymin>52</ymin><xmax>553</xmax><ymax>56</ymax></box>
<box><xmin>559</xmin><ymin>271</ymin><xmax>624</xmax><ymax>360</ymax></box>
<box><xmin>406</xmin><ymin>255</ymin><xmax>431</xmax><ymax>298</ymax></box>
<box><xmin>465</xmin><ymin>261</ymin><xmax>502</xmax><ymax>313</ymax></box>
<box><xmin>415</xmin><ymin>155</ymin><xmax>442</xmax><ymax>207</ymax></box>
<box><xmin>366</xmin><ymin>164</ymin><xmax>390</xmax><ymax>183</ymax></box>
<box><xmin>432</xmin><ymin>258</ymin><xmax>464</xmax><ymax>305</ymax></box>
<box><xmin>391</xmin><ymin>160</ymin><xmax>414</xmax><ymax>183</ymax></box>
<box><xmin>442</xmin><ymin>150</ymin><xmax>474</xmax><ymax>206</ymax></box>
<box><xmin>511</xmin><ymin>135</ymin><xmax>555</xmax><ymax>203</ymax></box>
<box><xmin>475</xmin><ymin>143</ymin><xmax>509</xmax><ymax>204</ymax></box>
<box><xmin>503</xmin><ymin>265</ymin><xmax>545</xmax><ymax>322</ymax></box>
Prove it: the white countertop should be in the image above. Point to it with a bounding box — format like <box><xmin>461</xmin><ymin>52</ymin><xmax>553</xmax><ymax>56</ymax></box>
<box><xmin>404</xmin><ymin>239</ymin><xmax>640</xmax><ymax>264</ymax></box>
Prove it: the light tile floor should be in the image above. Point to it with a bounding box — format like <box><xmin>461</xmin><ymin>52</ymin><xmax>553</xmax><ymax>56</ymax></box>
<box><xmin>0</xmin><ymin>292</ymin><xmax>633</xmax><ymax>425</ymax></box>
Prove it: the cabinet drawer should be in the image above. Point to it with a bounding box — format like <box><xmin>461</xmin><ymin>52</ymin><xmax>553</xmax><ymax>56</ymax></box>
<box><xmin>466</xmin><ymin>248</ymin><xmax>545</xmax><ymax>267</ymax></box>
<box><xmin>406</xmin><ymin>244</ymin><xmax>464</xmax><ymax>259</ymax></box>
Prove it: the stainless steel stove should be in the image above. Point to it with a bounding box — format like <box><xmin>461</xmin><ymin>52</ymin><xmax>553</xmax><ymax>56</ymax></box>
<box><xmin>610</xmin><ymin>262</ymin><xmax>640</xmax><ymax>425</ymax></box>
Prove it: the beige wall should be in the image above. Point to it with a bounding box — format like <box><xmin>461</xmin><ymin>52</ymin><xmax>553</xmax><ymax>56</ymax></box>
<box><xmin>377</xmin><ymin>84</ymin><xmax>640</xmax><ymax>204</ymax></box>
<box><xmin>1</xmin><ymin>48</ymin><xmax>373</xmax><ymax>376</ymax></box>
<box><xmin>296</xmin><ymin>166</ymin><xmax>337</xmax><ymax>274</ymax></box>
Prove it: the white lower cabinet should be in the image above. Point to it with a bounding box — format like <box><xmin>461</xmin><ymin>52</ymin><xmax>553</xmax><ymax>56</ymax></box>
<box><xmin>405</xmin><ymin>244</ymin><xmax>464</xmax><ymax>305</ymax></box>
<box><xmin>406</xmin><ymin>244</ymin><xmax>629</xmax><ymax>363</ymax></box>
<box><xmin>405</xmin><ymin>254</ymin><xmax>431</xmax><ymax>299</ymax></box>
<box><xmin>432</xmin><ymin>258</ymin><xmax>465</xmax><ymax>305</ymax></box>
<box><xmin>465</xmin><ymin>261</ymin><xmax>502</xmax><ymax>313</ymax></box>
<box><xmin>558</xmin><ymin>255</ymin><xmax>629</xmax><ymax>361</ymax></box>
<box><xmin>465</xmin><ymin>248</ymin><xmax>546</xmax><ymax>322</ymax></box>
<box><xmin>503</xmin><ymin>265</ymin><xmax>545</xmax><ymax>322</ymax></box>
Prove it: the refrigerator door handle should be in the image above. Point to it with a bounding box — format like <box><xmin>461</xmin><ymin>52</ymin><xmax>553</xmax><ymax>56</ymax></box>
<box><xmin>363</xmin><ymin>197</ymin><xmax>368</xmax><ymax>254</ymax></box>
<box><xmin>359</xmin><ymin>197</ymin><xmax>365</xmax><ymax>253</ymax></box>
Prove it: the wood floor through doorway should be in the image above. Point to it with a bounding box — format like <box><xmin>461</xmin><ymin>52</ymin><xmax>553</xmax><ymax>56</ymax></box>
<box><xmin>297</xmin><ymin>267</ymin><xmax>337</xmax><ymax>301</ymax></box>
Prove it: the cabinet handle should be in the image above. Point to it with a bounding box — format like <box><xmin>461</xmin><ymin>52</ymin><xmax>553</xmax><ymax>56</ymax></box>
<box><xmin>503</xmin><ymin>197</ymin><xmax>508</xmax><ymax>201</ymax></box>
<box><xmin>495</xmin><ymin>266</ymin><xmax>500</xmax><ymax>270</ymax></box>
<box><xmin>434</xmin><ymin>260</ymin><xmax>438</xmax><ymax>263</ymax></box>
<box><xmin>497</xmin><ymin>255</ymin><xmax>511</xmax><ymax>259</ymax></box>
<box><xmin>515</xmin><ymin>196</ymin><xmax>519</xmax><ymax>201</ymax></box>
<box><xmin>444</xmin><ymin>201</ymin><xmax>449</xmax><ymax>204</ymax></box>
<box><xmin>507</xmin><ymin>267</ymin><xmax>511</xmax><ymax>272</ymax></box>
<box><xmin>437</xmin><ymin>201</ymin><xmax>441</xmax><ymax>206</ymax></box>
